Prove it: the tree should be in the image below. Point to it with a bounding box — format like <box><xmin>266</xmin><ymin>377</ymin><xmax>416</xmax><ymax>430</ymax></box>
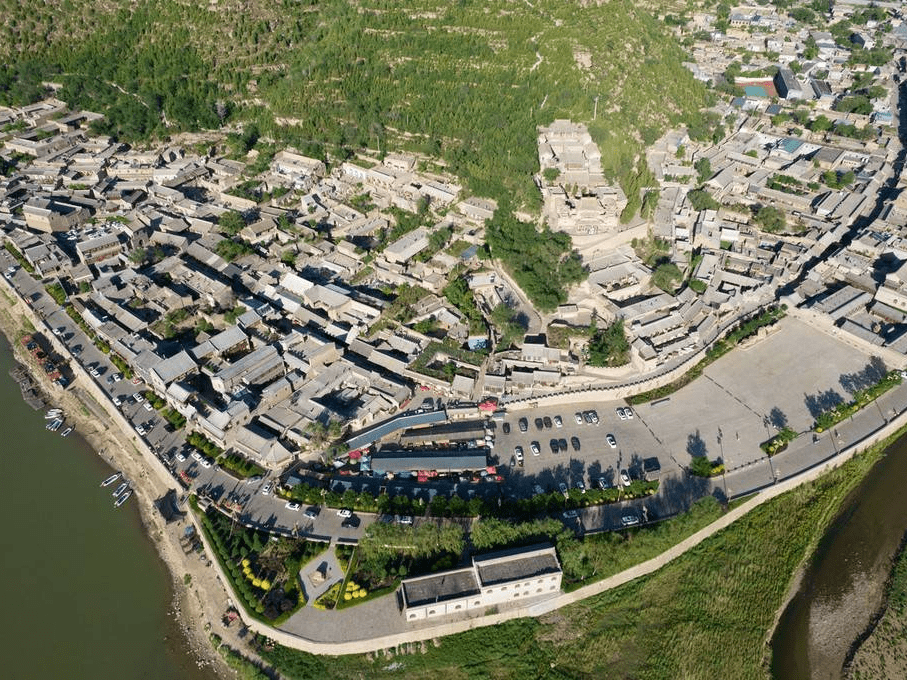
<box><xmin>652</xmin><ymin>262</ymin><xmax>682</xmax><ymax>293</ymax></box>
<box><xmin>694</xmin><ymin>157</ymin><xmax>712</xmax><ymax>185</ymax></box>
<box><xmin>687</xmin><ymin>189</ymin><xmax>719</xmax><ymax>212</ymax></box>
<box><xmin>587</xmin><ymin>320</ymin><xmax>630</xmax><ymax>367</ymax></box>
<box><xmin>542</xmin><ymin>167</ymin><xmax>560</xmax><ymax>182</ymax></box>
<box><xmin>755</xmin><ymin>205</ymin><xmax>786</xmax><ymax>233</ymax></box>
<box><xmin>219</xmin><ymin>210</ymin><xmax>246</xmax><ymax>236</ymax></box>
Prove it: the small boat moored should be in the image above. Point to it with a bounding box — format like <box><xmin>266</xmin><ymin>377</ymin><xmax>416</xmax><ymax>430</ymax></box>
<box><xmin>112</xmin><ymin>482</ymin><xmax>128</xmax><ymax>497</ymax></box>
<box><xmin>100</xmin><ymin>473</ymin><xmax>120</xmax><ymax>487</ymax></box>
<box><xmin>46</xmin><ymin>419</ymin><xmax>63</xmax><ymax>432</ymax></box>
<box><xmin>114</xmin><ymin>489</ymin><xmax>132</xmax><ymax>507</ymax></box>
<box><xmin>44</xmin><ymin>409</ymin><xmax>62</xmax><ymax>419</ymax></box>
<box><xmin>60</xmin><ymin>427</ymin><xmax>73</xmax><ymax>437</ymax></box>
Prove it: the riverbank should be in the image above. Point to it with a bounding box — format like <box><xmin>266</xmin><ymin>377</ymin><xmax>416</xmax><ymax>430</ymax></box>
<box><xmin>0</xmin><ymin>291</ymin><xmax>242</xmax><ymax>679</ymax></box>
<box><xmin>847</xmin><ymin>537</ymin><xmax>907</xmax><ymax>679</ymax></box>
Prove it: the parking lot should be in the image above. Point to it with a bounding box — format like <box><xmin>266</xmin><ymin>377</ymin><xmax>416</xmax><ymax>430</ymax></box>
<box><xmin>493</xmin><ymin>404</ymin><xmax>678</xmax><ymax>497</ymax></box>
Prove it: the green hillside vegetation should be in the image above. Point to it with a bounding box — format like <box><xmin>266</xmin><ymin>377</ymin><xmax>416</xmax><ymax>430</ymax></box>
<box><xmin>0</xmin><ymin>0</ymin><xmax>708</xmax><ymax>211</ymax></box>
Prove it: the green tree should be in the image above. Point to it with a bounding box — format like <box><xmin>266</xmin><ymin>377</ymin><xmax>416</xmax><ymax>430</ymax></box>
<box><xmin>694</xmin><ymin>157</ymin><xmax>712</xmax><ymax>184</ymax></box>
<box><xmin>587</xmin><ymin>320</ymin><xmax>630</xmax><ymax>367</ymax></box>
<box><xmin>755</xmin><ymin>205</ymin><xmax>786</xmax><ymax>233</ymax></box>
<box><xmin>219</xmin><ymin>211</ymin><xmax>246</xmax><ymax>236</ymax></box>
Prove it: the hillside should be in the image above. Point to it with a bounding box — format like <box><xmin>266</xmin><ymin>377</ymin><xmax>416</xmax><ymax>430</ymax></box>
<box><xmin>0</xmin><ymin>0</ymin><xmax>708</xmax><ymax>208</ymax></box>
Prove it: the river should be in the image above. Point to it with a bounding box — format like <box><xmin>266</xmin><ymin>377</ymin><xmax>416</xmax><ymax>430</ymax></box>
<box><xmin>0</xmin><ymin>337</ymin><xmax>221</xmax><ymax>680</ymax></box>
<box><xmin>771</xmin><ymin>433</ymin><xmax>907</xmax><ymax>679</ymax></box>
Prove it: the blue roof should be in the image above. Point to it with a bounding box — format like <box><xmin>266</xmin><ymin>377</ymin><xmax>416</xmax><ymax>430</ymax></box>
<box><xmin>345</xmin><ymin>409</ymin><xmax>448</xmax><ymax>450</ymax></box>
<box><xmin>744</xmin><ymin>85</ymin><xmax>768</xmax><ymax>98</ymax></box>
<box><xmin>779</xmin><ymin>138</ymin><xmax>803</xmax><ymax>154</ymax></box>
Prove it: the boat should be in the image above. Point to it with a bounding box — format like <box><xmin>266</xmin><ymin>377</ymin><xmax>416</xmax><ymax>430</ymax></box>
<box><xmin>114</xmin><ymin>489</ymin><xmax>132</xmax><ymax>507</ymax></box>
<box><xmin>46</xmin><ymin>418</ymin><xmax>63</xmax><ymax>432</ymax></box>
<box><xmin>44</xmin><ymin>409</ymin><xmax>62</xmax><ymax>419</ymax></box>
<box><xmin>60</xmin><ymin>427</ymin><xmax>73</xmax><ymax>437</ymax></box>
<box><xmin>112</xmin><ymin>482</ymin><xmax>128</xmax><ymax>497</ymax></box>
<box><xmin>100</xmin><ymin>473</ymin><xmax>120</xmax><ymax>487</ymax></box>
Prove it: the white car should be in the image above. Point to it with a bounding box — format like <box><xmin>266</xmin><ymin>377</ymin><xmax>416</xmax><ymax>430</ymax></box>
<box><xmin>606</xmin><ymin>434</ymin><xmax>617</xmax><ymax>448</ymax></box>
<box><xmin>135</xmin><ymin>424</ymin><xmax>147</xmax><ymax>436</ymax></box>
<box><xmin>53</xmin><ymin>327</ymin><xmax>64</xmax><ymax>336</ymax></box>
<box><xmin>133</xmin><ymin>392</ymin><xmax>144</xmax><ymax>403</ymax></box>
<box><xmin>286</xmin><ymin>501</ymin><xmax>301</xmax><ymax>511</ymax></box>
<box><xmin>112</xmin><ymin>373</ymin><xmax>123</xmax><ymax>382</ymax></box>
<box><xmin>191</xmin><ymin>451</ymin><xmax>202</xmax><ymax>462</ymax></box>
<box><xmin>143</xmin><ymin>402</ymin><xmax>154</xmax><ymax>411</ymax></box>
<box><xmin>554</xmin><ymin>415</ymin><xmax>563</xmax><ymax>428</ymax></box>
<box><xmin>261</xmin><ymin>483</ymin><xmax>272</xmax><ymax>496</ymax></box>
<box><xmin>200</xmin><ymin>458</ymin><xmax>212</xmax><ymax>469</ymax></box>
<box><xmin>620</xmin><ymin>470</ymin><xmax>631</xmax><ymax>487</ymax></box>
<box><xmin>398</xmin><ymin>515</ymin><xmax>413</xmax><ymax>525</ymax></box>
<box><xmin>113</xmin><ymin>396</ymin><xmax>122</xmax><ymax>407</ymax></box>
<box><xmin>337</xmin><ymin>508</ymin><xmax>352</xmax><ymax>518</ymax></box>
<box><xmin>514</xmin><ymin>447</ymin><xmax>524</xmax><ymax>465</ymax></box>
<box><xmin>616</xmin><ymin>407</ymin><xmax>628</xmax><ymax>420</ymax></box>
<box><xmin>175</xmin><ymin>452</ymin><xmax>186</xmax><ymax>462</ymax></box>
<box><xmin>624</xmin><ymin>407</ymin><xmax>634</xmax><ymax>419</ymax></box>
<box><xmin>90</xmin><ymin>368</ymin><xmax>100</xmax><ymax>378</ymax></box>
<box><xmin>574</xmin><ymin>413</ymin><xmax>584</xmax><ymax>425</ymax></box>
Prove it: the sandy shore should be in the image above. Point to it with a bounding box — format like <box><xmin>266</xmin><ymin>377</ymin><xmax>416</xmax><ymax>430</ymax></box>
<box><xmin>0</xmin><ymin>291</ymin><xmax>261</xmax><ymax>679</ymax></box>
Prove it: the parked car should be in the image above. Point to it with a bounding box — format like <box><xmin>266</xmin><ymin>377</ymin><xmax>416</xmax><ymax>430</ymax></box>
<box><xmin>530</xmin><ymin>441</ymin><xmax>540</xmax><ymax>455</ymax></box>
<box><xmin>574</xmin><ymin>412</ymin><xmax>584</xmax><ymax>425</ymax></box>
<box><xmin>133</xmin><ymin>392</ymin><xmax>144</xmax><ymax>403</ymax></box>
<box><xmin>563</xmin><ymin>509</ymin><xmax>579</xmax><ymax>519</ymax></box>
<box><xmin>533</xmin><ymin>484</ymin><xmax>545</xmax><ymax>495</ymax></box>
<box><xmin>624</xmin><ymin>407</ymin><xmax>634</xmax><ymax>419</ymax></box>
<box><xmin>575</xmin><ymin>480</ymin><xmax>586</xmax><ymax>493</ymax></box>
<box><xmin>175</xmin><ymin>452</ymin><xmax>186</xmax><ymax>462</ymax></box>
<box><xmin>534</xmin><ymin>417</ymin><xmax>544</xmax><ymax>430</ymax></box>
<box><xmin>606</xmin><ymin>434</ymin><xmax>617</xmax><ymax>448</ymax></box>
<box><xmin>583</xmin><ymin>411</ymin><xmax>594</xmax><ymax>424</ymax></box>
<box><xmin>554</xmin><ymin>415</ymin><xmax>563</xmax><ymax>428</ymax></box>
<box><xmin>113</xmin><ymin>396</ymin><xmax>122</xmax><ymax>407</ymax></box>
<box><xmin>337</xmin><ymin>508</ymin><xmax>352</xmax><ymax>518</ymax></box>
<box><xmin>398</xmin><ymin>515</ymin><xmax>414</xmax><ymax>525</ymax></box>
<box><xmin>621</xmin><ymin>514</ymin><xmax>640</xmax><ymax>527</ymax></box>
<box><xmin>558</xmin><ymin>482</ymin><xmax>569</xmax><ymax>497</ymax></box>
<box><xmin>616</xmin><ymin>407</ymin><xmax>628</xmax><ymax>420</ymax></box>
<box><xmin>558</xmin><ymin>438</ymin><xmax>567</xmax><ymax>451</ymax></box>
<box><xmin>261</xmin><ymin>483</ymin><xmax>272</xmax><ymax>496</ymax></box>
<box><xmin>620</xmin><ymin>470</ymin><xmax>631</xmax><ymax>487</ymax></box>
<box><xmin>502</xmin><ymin>422</ymin><xmax>510</xmax><ymax>434</ymax></box>
<box><xmin>143</xmin><ymin>402</ymin><xmax>154</xmax><ymax>411</ymax></box>
<box><xmin>597</xmin><ymin>477</ymin><xmax>610</xmax><ymax>490</ymax></box>
<box><xmin>570</xmin><ymin>436</ymin><xmax>581</xmax><ymax>452</ymax></box>
<box><xmin>514</xmin><ymin>446</ymin><xmax>524</xmax><ymax>465</ymax></box>
<box><xmin>518</xmin><ymin>417</ymin><xmax>528</xmax><ymax>433</ymax></box>
<box><xmin>549</xmin><ymin>438</ymin><xmax>559</xmax><ymax>454</ymax></box>
<box><xmin>304</xmin><ymin>506</ymin><xmax>320</xmax><ymax>519</ymax></box>
<box><xmin>286</xmin><ymin>501</ymin><xmax>301</xmax><ymax>511</ymax></box>
<box><xmin>543</xmin><ymin>416</ymin><xmax>552</xmax><ymax>429</ymax></box>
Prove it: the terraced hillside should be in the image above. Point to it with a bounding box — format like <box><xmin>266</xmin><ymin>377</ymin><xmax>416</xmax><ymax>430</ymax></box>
<box><xmin>0</xmin><ymin>0</ymin><xmax>708</xmax><ymax>207</ymax></box>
